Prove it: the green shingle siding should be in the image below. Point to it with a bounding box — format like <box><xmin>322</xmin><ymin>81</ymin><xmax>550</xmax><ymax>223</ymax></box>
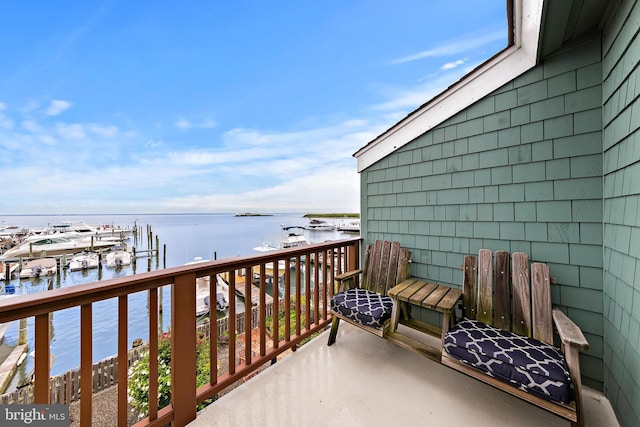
<box><xmin>531</xmin><ymin>96</ymin><xmax>565</xmax><ymax>121</ymax></box>
<box><xmin>517</xmin><ymin>80</ymin><xmax>548</xmax><ymax>105</ymax></box>
<box><xmin>602</xmin><ymin>2</ymin><xmax>640</xmax><ymax>423</ymax></box>
<box><xmin>532</xmin><ymin>140</ymin><xmax>553</xmax><ymax>161</ymax></box>
<box><xmin>548</xmin><ymin>71</ymin><xmax>577</xmax><ymax>97</ymax></box>
<box><xmin>511</xmin><ymin>104</ymin><xmax>531</xmax><ymax>126</ymax></box>
<box><xmin>361</xmin><ymin>29</ymin><xmax>609</xmax><ymax>405</ymax></box>
<box><xmin>508</xmin><ymin>144</ymin><xmax>532</xmax><ymax>163</ymax></box>
<box><xmin>544</xmin><ymin>115</ymin><xmax>574</xmax><ymax>138</ymax></box>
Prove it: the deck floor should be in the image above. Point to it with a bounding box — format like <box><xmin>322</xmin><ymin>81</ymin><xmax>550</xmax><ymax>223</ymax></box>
<box><xmin>188</xmin><ymin>323</ymin><xmax>618</xmax><ymax>427</ymax></box>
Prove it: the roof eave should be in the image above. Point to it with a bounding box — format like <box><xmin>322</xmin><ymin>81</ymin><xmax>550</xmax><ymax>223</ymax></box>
<box><xmin>354</xmin><ymin>0</ymin><xmax>544</xmax><ymax>172</ymax></box>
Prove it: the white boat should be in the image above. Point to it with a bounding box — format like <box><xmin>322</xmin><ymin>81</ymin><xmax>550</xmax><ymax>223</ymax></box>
<box><xmin>19</xmin><ymin>258</ymin><xmax>57</xmax><ymax>279</ymax></box>
<box><xmin>306</xmin><ymin>218</ymin><xmax>336</xmax><ymax>231</ymax></box>
<box><xmin>253</xmin><ymin>242</ymin><xmax>280</xmax><ymax>252</ymax></box>
<box><xmin>105</xmin><ymin>245</ymin><xmax>132</xmax><ymax>268</ymax></box>
<box><xmin>68</xmin><ymin>251</ymin><xmax>100</xmax><ymax>271</ymax></box>
<box><xmin>280</xmin><ymin>226</ymin><xmax>308</xmax><ymax>248</ymax></box>
<box><xmin>337</xmin><ymin>220</ymin><xmax>360</xmax><ymax>233</ymax></box>
<box><xmin>186</xmin><ymin>258</ymin><xmax>230</xmax><ymax>314</ymax></box>
<box><xmin>50</xmin><ymin>221</ymin><xmax>133</xmax><ymax>242</ymax></box>
<box><xmin>0</xmin><ymin>233</ymin><xmax>117</xmax><ymax>259</ymax></box>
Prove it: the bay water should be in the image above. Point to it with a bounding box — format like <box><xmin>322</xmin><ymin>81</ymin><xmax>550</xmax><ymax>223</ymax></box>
<box><xmin>0</xmin><ymin>213</ymin><xmax>355</xmax><ymax>388</ymax></box>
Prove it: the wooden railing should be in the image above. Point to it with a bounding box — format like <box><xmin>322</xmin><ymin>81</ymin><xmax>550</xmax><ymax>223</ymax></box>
<box><xmin>0</xmin><ymin>237</ymin><xmax>361</xmax><ymax>426</ymax></box>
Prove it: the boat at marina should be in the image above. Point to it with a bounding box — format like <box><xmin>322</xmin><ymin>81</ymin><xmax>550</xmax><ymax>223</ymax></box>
<box><xmin>105</xmin><ymin>245</ymin><xmax>132</xmax><ymax>268</ymax></box>
<box><xmin>19</xmin><ymin>258</ymin><xmax>57</xmax><ymax>279</ymax></box>
<box><xmin>280</xmin><ymin>226</ymin><xmax>308</xmax><ymax>248</ymax></box>
<box><xmin>306</xmin><ymin>218</ymin><xmax>335</xmax><ymax>231</ymax></box>
<box><xmin>67</xmin><ymin>251</ymin><xmax>100</xmax><ymax>271</ymax></box>
<box><xmin>186</xmin><ymin>258</ymin><xmax>230</xmax><ymax>314</ymax></box>
<box><xmin>337</xmin><ymin>220</ymin><xmax>360</xmax><ymax>233</ymax></box>
<box><xmin>49</xmin><ymin>221</ymin><xmax>133</xmax><ymax>242</ymax></box>
<box><xmin>0</xmin><ymin>233</ymin><xmax>117</xmax><ymax>259</ymax></box>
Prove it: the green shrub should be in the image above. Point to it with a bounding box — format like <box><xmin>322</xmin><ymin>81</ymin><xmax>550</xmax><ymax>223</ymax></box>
<box><xmin>128</xmin><ymin>331</ymin><xmax>213</xmax><ymax>418</ymax></box>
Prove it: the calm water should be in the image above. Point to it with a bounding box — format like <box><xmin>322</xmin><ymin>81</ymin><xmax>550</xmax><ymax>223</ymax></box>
<box><xmin>0</xmin><ymin>213</ymin><xmax>355</xmax><ymax>387</ymax></box>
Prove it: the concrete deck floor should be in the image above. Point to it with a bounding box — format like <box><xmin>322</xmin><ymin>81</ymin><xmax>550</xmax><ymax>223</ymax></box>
<box><xmin>188</xmin><ymin>323</ymin><xmax>619</xmax><ymax>427</ymax></box>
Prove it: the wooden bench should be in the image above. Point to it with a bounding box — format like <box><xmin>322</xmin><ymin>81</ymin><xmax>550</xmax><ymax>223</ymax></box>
<box><xmin>327</xmin><ymin>240</ymin><xmax>411</xmax><ymax>345</ymax></box>
<box><xmin>441</xmin><ymin>249</ymin><xmax>589</xmax><ymax>427</ymax></box>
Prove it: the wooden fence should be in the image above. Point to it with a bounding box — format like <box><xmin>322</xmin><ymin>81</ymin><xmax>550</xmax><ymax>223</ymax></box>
<box><xmin>0</xmin><ymin>300</ymin><xmax>278</xmax><ymax>405</ymax></box>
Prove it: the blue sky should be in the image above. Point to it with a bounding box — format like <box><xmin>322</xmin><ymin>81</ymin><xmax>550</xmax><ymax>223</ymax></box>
<box><xmin>0</xmin><ymin>1</ymin><xmax>507</xmax><ymax>215</ymax></box>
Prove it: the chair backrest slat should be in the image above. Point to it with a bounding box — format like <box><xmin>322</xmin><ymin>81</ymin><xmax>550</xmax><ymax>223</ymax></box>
<box><xmin>477</xmin><ymin>249</ymin><xmax>493</xmax><ymax>325</ymax></box>
<box><xmin>361</xmin><ymin>243</ymin><xmax>375</xmax><ymax>289</ymax></box>
<box><xmin>362</xmin><ymin>240</ymin><xmax>411</xmax><ymax>296</ymax></box>
<box><xmin>462</xmin><ymin>255</ymin><xmax>478</xmax><ymax>320</ymax></box>
<box><xmin>531</xmin><ymin>262</ymin><xmax>553</xmax><ymax>345</ymax></box>
<box><xmin>511</xmin><ymin>252</ymin><xmax>531</xmax><ymax>337</ymax></box>
<box><xmin>493</xmin><ymin>250</ymin><xmax>511</xmax><ymax>330</ymax></box>
<box><xmin>377</xmin><ymin>242</ymin><xmax>400</xmax><ymax>295</ymax></box>
<box><xmin>462</xmin><ymin>249</ymin><xmax>553</xmax><ymax>343</ymax></box>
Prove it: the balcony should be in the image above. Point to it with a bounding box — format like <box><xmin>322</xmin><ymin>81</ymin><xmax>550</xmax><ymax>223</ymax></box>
<box><xmin>0</xmin><ymin>237</ymin><xmax>617</xmax><ymax>426</ymax></box>
<box><xmin>189</xmin><ymin>325</ymin><xmax>617</xmax><ymax>427</ymax></box>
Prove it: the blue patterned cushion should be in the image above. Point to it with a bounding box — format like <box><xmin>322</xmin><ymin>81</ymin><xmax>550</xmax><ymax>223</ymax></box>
<box><xmin>330</xmin><ymin>288</ymin><xmax>393</xmax><ymax>329</ymax></box>
<box><xmin>444</xmin><ymin>318</ymin><xmax>573</xmax><ymax>404</ymax></box>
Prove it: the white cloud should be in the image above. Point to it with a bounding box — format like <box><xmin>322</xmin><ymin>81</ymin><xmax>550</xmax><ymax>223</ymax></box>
<box><xmin>162</xmin><ymin>166</ymin><xmax>360</xmax><ymax>213</ymax></box>
<box><xmin>89</xmin><ymin>124</ymin><xmax>118</xmax><ymax>137</ymax></box>
<box><xmin>388</xmin><ymin>29</ymin><xmax>505</xmax><ymax>65</ymax></box>
<box><xmin>441</xmin><ymin>59</ymin><xmax>467</xmax><ymax>70</ymax></box>
<box><xmin>46</xmin><ymin>100</ymin><xmax>72</xmax><ymax>116</ymax></box>
<box><xmin>22</xmin><ymin>120</ymin><xmax>41</xmax><ymax>133</ymax></box>
<box><xmin>175</xmin><ymin>117</ymin><xmax>217</xmax><ymax>130</ymax></box>
<box><xmin>175</xmin><ymin>118</ymin><xmax>191</xmax><ymax>129</ymax></box>
<box><xmin>56</xmin><ymin>122</ymin><xmax>85</xmax><ymax>139</ymax></box>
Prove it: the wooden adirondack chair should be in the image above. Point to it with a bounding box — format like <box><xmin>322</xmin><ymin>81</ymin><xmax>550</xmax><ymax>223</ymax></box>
<box><xmin>327</xmin><ymin>240</ymin><xmax>411</xmax><ymax>345</ymax></box>
<box><xmin>441</xmin><ymin>249</ymin><xmax>589</xmax><ymax>427</ymax></box>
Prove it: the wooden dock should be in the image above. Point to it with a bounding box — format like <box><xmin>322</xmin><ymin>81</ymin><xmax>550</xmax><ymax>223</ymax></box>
<box><xmin>0</xmin><ymin>345</ymin><xmax>27</xmax><ymax>393</ymax></box>
<box><xmin>219</xmin><ymin>271</ymin><xmax>273</xmax><ymax>306</ymax></box>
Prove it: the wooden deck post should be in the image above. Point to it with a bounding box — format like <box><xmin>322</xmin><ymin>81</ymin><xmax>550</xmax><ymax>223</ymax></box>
<box><xmin>171</xmin><ymin>272</ymin><xmax>197</xmax><ymax>426</ymax></box>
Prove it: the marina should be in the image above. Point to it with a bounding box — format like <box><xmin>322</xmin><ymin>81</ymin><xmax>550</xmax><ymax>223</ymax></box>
<box><xmin>0</xmin><ymin>213</ymin><xmax>358</xmax><ymax>393</ymax></box>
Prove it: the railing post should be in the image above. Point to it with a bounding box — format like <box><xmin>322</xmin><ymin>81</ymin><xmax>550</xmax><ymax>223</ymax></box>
<box><xmin>171</xmin><ymin>272</ymin><xmax>197</xmax><ymax>425</ymax></box>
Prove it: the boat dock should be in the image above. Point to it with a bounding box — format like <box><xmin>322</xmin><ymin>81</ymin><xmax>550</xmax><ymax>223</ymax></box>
<box><xmin>0</xmin><ymin>344</ymin><xmax>27</xmax><ymax>393</ymax></box>
<box><xmin>219</xmin><ymin>271</ymin><xmax>273</xmax><ymax>306</ymax></box>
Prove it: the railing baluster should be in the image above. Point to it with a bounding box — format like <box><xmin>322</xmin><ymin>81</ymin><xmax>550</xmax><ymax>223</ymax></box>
<box><xmin>314</xmin><ymin>251</ymin><xmax>320</xmax><ymax>326</ymax></box>
<box><xmin>148</xmin><ymin>288</ymin><xmax>158</xmax><ymax>420</ymax></box>
<box><xmin>80</xmin><ymin>304</ymin><xmax>93</xmax><ymax>425</ymax></box>
<box><xmin>33</xmin><ymin>313</ymin><xmax>50</xmax><ymax>404</ymax></box>
<box><xmin>244</xmin><ymin>266</ymin><xmax>252</xmax><ymax>366</ymax></box>
<box><xmin>259</xmin><ymin>264</ymin><xmax>266</xmax><ymax>357</ymax></box>
<box><xmin>117</xmin><ymin>295</ymin><xmax>128</xmax><ymax>427</ymax></box>
<box><xmin>228</xmin><ymin>271</ymin><xmax>236</xmax><ymax>374</ymax></box>
<box><xmin>295</xmin><ymin>256</ymin><xmax>301</xmax><ymax>339</ymax></box>
<box><xmin>209</xmin><ymin>274</ymin><xmax>218</xmax><ymax>385</ymax></box>
<box><xmin>305</xmin><ymin>254</ymin><xmax>311</xmax><ymax>330</ymax></box>
<box><xmin>284</xmin><ymin>260</ymin><xmax>291</xmax><ymax>343</ymax></box>
<box><xmin>273</xmin><ymin>260</ymin><xmax>280</xmax><ymax>350</ymax></box>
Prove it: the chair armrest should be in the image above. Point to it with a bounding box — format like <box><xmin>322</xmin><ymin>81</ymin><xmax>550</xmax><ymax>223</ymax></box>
<box><xmin>334</xmin><ymin>269</ymin><xmax>362</xmax><ymax>293</ymax></box>
<box><xmin>552</xmin><ymin>308</ymin><xmax>589</xmax><ymax>352</ymax></box>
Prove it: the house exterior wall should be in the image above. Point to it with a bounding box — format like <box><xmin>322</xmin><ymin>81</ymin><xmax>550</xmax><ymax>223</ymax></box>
<box><xmin>602</xmin><ymin>0</ymin><xmax>640</xmax><ymax>425</ymax></box>
<box><xmin>360</xmin><ymin>36</ymin><xmax>604</xmax><ymax>389</ymax></box>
